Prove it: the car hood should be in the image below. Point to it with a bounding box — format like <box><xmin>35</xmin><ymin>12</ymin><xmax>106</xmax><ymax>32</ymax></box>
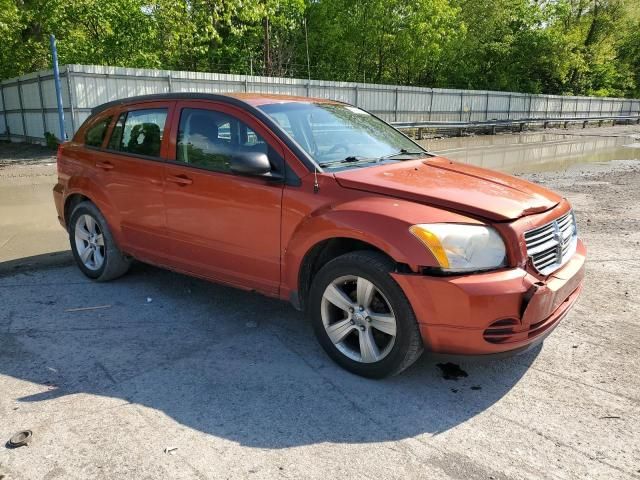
<box><xmin>333</xmin><ymin>157</ymin><xmax>561</xmax><ymax>221</ymax></box>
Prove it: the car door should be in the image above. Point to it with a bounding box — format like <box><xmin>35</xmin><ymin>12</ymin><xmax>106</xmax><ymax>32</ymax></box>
<box><xmin>163</xmin><ymin>101</ymin><xmax>285</xmax><ymax>295</ymax></box>
<box><xmin>96</xmin><ymin>101</ymin><xmax>175</xmax><ymax>261</ymax></box>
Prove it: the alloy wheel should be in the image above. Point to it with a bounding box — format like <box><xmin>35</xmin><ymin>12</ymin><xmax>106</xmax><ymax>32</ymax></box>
<box><xmin>320</xmin><ymin>275</ymin><xmax>397</xmax><ymax>363</ymax></box>
<box><xmin>74</xmin><ymin>214</ymin><xmax>105</xmax><ymax>271</ymax></box>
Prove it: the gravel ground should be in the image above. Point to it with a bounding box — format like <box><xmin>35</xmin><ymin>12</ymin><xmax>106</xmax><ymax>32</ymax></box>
<box><xmin>0</xmin><ymin>132</ymin><xmax>639</xmax><ymax>479</ymax></box>
<box><xmin>0</xmin><ymin>142</ymin><xmax>55</xmax><ymax>168</ymax></box>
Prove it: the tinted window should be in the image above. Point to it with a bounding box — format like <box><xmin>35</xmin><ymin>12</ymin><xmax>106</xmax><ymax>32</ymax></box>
<box><xmin>107</xmin><ymin>113</ymin><xmax>126</xmax><ymax>150</ymax></box>
<box><xmin>107</xmin><ymin>108</ymin><xmax>168</xmax><ymax>157</ymax></box>
<box><xmin>85</xmin><ymin>116</ymin><xmax>111</xmax><ymax>147</ymax></box>
<box><xmin>176</xmin><ymin>108</ymin><xmax>268</xmax><ymax>173</ymax></box>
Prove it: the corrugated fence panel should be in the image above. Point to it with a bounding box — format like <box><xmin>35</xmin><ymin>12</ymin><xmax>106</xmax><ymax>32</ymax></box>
<box><xmin>1</xmin><ymin>63</ymin><xmax>639</xmax><ymax>141</ymax></box>
<box><xmin>4</xmin><ymin>84</ymin><xmax>20</xmax><ymax>110</ymax></box>
<box><xmin>430</xmin><ymin>89</ymin><xmax>463</xmax><ymax>121</ymax></box>
<box><xmin>487</xmin><ymin>94</ymin><xmax>510</xmax><ymax>120</ymax></box>
<box><xmin>6</xmin><ymin>113</ymin><xmax>23</xmax><ymax>136</ymax></box>
<box><xmin>397</xmin><ymin>89</ymin><xmax>432</xmax><ymax>123</ymax></box>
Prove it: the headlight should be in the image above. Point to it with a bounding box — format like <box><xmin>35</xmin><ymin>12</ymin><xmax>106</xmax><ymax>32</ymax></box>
<box><xmin>409</xmin><ymin>223</ymin><xmax>507</xmax><ymax>273</ymax></box>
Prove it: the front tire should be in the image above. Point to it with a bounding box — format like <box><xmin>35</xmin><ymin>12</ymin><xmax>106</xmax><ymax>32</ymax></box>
<box><xmin>69</xmin><ymin>201</ymin><xmax>131</xmax><ymax>281</ymax></box>
<box><xmin>308</xmin><ymin>251</ymin><xmax>423</xmax><ymax>378</ymax></box>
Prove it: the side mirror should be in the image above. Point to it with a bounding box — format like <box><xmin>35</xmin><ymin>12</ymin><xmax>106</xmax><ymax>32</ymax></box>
<box><xmin>230</xmin><ymin>151</ymin><xmax>272</xmax><ymax>176</ymax></box>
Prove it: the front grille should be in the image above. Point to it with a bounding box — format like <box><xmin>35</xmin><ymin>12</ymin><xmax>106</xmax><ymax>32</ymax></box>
<box><xmin>524</xmin><ymin>210</ymin><xmax>578</xmax><ymax>275</ymax></box>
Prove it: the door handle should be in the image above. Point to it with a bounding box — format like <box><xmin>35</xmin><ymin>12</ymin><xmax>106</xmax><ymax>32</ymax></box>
<box><xmin>166</xmin><ymin>175</ymin><xmax>193</xmax><ymax>186</ymax></box>
<box><xmin>96</xmin><ymin>161</ymin><xmax>114</xmax><ymax>170</ymax></box>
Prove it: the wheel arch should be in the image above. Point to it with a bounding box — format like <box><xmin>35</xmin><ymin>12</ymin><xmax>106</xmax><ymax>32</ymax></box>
<box><xmin>64</xmin><ymin>193</ymin><xmax>90</xmax><ymax>228</ymax></box>
<box><xmin>62</xmin><ymin>181</ymin><xmax>122</xmax><ymax>244</ymax></box>
<box><xmin>294</xmin><ymin>237</ymin><xmax>411</xmax><ymax>311</ymax></box>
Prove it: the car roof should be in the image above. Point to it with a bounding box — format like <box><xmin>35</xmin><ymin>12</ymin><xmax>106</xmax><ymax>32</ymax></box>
<box><xmin>90</xmin><ymin>92</ymin><xmax>341</xmax><ymax>115</ymax></box>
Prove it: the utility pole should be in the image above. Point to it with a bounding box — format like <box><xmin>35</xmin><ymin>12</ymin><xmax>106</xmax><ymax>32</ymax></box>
<box><xmin>49</xmin><ymin>34</ymin><xmax>66</xmax><ymax>141</ymax></box>
<box><xmin>304</xmin><ymin>17</ymin><xmax>311</xmax><ymax>81</ymax></box>
<box><xmin>263</xmin><ymin>16</ymin><xmax>271</xmax><ymax>76</ymax></box>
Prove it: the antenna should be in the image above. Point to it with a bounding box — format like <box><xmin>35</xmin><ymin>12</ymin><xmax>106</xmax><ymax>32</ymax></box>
<box><xmin>313</xmin><ymin>166</ymin><xmax>319</xmax><ymax>193</ymax></box>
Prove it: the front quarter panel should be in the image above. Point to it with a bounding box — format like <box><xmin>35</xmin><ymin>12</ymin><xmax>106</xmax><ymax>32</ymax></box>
<box><xmin>281</xmin><ymin>175</ymin><xmax>485</xmax><ymax>297</ymax></box>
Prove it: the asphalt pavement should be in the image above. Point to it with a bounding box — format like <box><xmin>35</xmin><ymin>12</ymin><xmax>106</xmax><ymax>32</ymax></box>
<box><xmin>1</xmin><ymin>128</ymin><xmax>639</xmax><ymax>479</ymax></box>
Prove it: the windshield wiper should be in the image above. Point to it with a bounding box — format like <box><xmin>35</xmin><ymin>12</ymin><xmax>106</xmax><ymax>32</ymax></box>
<box><xmin>378</xmin><ymin>149</ymin><xmax>426</xmax><ymax>160</ymax></box>
<box><xmin>318</xmin><ymin>150</ymin><xmax>426</xmax><ymax>168</ymax></box>
<box><xmin>319</xmin><ymin>156</ymin><xmax>375</xmax><ymax>168</ymax></box>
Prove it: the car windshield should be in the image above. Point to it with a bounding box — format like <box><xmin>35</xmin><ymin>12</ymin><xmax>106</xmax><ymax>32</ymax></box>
<box><xmin>257</xmin><ymin>102</ymin><xmax>427</xmax><ymax>169</ymax></box>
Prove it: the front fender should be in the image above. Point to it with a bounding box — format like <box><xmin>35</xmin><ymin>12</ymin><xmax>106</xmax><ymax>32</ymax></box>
<box><xmin>282</xmin><ymin>195</ymin><xmax>483</xmax><ymax>294</ymax></box>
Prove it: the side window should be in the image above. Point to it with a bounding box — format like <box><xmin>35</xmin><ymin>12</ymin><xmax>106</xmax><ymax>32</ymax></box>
<box><xmin>107</xmin><ymin>108</ymin><xmax>168</xmax><ymax>157</ymax></box>
<box><xmin>176</xmin><ymin>108</ymin><xmax>268</xmax><ymax>173</ymax></box>
<box><xmin>84</xmin><ymin>116</ymin><xmax>112</xmax><ymax>147</ymax></box>
<box><xmin>107</xmin><ymin>113</ymin><xmax>126</xmax><ymax>150</ymax></box>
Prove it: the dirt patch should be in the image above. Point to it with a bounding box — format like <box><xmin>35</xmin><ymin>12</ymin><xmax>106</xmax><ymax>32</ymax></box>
<box><xmin>0</xmin><ymin>141</ymin><xmax>56</xmax><ymax>168</ymax></box>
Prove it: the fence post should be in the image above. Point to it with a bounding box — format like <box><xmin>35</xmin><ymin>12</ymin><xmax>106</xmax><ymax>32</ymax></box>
<box><xmin>37</xmin><ymin>73</ymin><xmax>47</xmax><ymax>141</ymax></box>
<box><xmin>17</xmin><ymin>79</ymin><xmax>27</xmax><ymax>142</ymax></box>
<box><xmin>65</xmin><ymin>66</ymin><xmax>76</xmax><ymax>135</ymax></box>
<box><xmin>428</xmin><ymin>88</ymin><xmax>434</xmax><ymax>121</ymax></box>
<box><xmin>394</xmin><ymin>87</ymin><xmax>399</xmax><ymax>122</ymax></box>
<box><xmin>485</xmin><ymin>92</ymin><xmax>489</xmax><ymax>121</ymax></box>
<box><xmin>507</xmin><ymin>94</ymin><xmax>512</xmax><ymax>120</ymax></box>
<box><xmin>545</xmin><ymin>96</ymin><xmax>549</xmax><ymax>118</ymax></box>
<box><xmin>354</xmin><ymin>84</ymin><xmax>358</xmax><ymax>107</ymax></box>
<box><xmin>587</xmin><ymin>97</ymin><xmax>592</xmax><ymax>118</ymax></box>
<box><xmin>0</xmin><ymin>82</ymin><xmax>7</xmax><ymax>141</ymax></box>
<box><xmin>560</xmin><ymin>96</ymin><xmax>564</xmax><ymax>118</ymax></box>
<box><xmin>527</xmin><ymin>94</ymin><xmax>532</xmax><ymax>119</ymax></box>
<box><xmin>167</xmin><ymin>74</ymin><xmax>173</xmax><ymax>92</ymax></box>
<box><xmin>460</xmin><ymin>91</ymin><xmax>464</xmax><ymax>121</ymax></box>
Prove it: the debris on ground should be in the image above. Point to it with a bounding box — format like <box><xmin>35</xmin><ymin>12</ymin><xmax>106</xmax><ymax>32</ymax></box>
<box><xmin>6</xmin><ymin>430</ymin><xmax>32</xmax><ymax>448</ymax></box>
<box><xmin>437</xmin><ymin>363</ymin><xmax>468</xmax><ymax>380</ymax></box>
<box><xmin>245</xmin><ymin>320</ymin><xmax>258</xmax><ymax>328</ymax></box>
<box><xmin>470</xmin><ymin>386</ymin><xmax>482</xmax><ymax>391</ymax></box>
<box><xmin>164</xmin><ymin>447</ymin><xmax>178</xmax><ymax>454</ymax></box>
<box><xmin>146</xmin><ymin>297</ymin><xmax>153</xmax><ymax>303</ymax></box>
<box><xmin>65</xmin><ymin>305</ymin><xmax>112</xmax><ymax>312</ymax></box>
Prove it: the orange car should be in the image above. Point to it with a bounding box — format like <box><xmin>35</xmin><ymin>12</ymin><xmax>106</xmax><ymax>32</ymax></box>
<box><xmin>53</xmin><ymin>93</ymin><xmax>585</xmax><ymax>378</ymax></box>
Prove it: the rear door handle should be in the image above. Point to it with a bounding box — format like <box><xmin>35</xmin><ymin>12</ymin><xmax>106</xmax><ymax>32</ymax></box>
<box><xmin>166</xmin><ymin>175</ymin><xmax>193</xmax><ymax>186</ymax></box>
<box><xmin>96</xmin><ymin>161</ymin><xmax>114</xmax><ymax>170</ymax></box>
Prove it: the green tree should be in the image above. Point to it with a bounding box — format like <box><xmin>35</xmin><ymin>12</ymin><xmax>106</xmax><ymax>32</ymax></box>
<box><xmin>0</xmin><ymin>0</ymin><xmax>638</xmax><ymax>98</ymax></box>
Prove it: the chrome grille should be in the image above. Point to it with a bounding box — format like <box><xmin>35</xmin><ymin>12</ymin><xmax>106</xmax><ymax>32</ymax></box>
<box><xmin>524</xmin><ymin>211</ymin><xmax>578</xmax><ymax>275</ymax></box>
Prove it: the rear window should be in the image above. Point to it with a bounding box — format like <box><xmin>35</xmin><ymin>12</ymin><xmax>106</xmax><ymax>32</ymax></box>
<box><xmin>106</xmin><ymin>108</ymin><xmax>168</xmax><ymax>158</ymax></box>
<box><xmin>84</xmin><ymin>117</ymin><xmax>112</xmax><ymax>147</ymax></box>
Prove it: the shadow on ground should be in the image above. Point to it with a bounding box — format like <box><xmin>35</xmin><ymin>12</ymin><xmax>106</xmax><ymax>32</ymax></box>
<box><xmin>0</xmin><ymin>255</ymin><xmax>539</xmax><ymax>448</ymax></box>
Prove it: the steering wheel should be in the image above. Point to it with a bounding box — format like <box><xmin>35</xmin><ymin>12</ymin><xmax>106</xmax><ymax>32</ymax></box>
<box><xmin>326</xmin><ymin>143</ymin><xmax>349</xmax><ymax>155</ymax></box>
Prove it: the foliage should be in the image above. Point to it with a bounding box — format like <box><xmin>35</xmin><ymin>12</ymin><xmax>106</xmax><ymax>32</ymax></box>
<box><xmin>0</xmin><ymin>0</ymin><xmax>638</xmax><ymax>98</ymax></box>
<box><xmin>44</xmin><ymin>131</ymin><xmax>60</xmax><ymax>149</ymax></box>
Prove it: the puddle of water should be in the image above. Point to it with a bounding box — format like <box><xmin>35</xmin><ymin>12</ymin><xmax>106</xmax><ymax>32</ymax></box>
<box><xmin>420</xmin><ymin>132</ymin><xmax>640</xmax><ymax>174</ymax></box>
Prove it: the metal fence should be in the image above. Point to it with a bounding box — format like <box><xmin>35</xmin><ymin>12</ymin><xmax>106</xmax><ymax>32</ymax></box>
<box><xmin>1</xmin><ymin>64</ymin><xmax>640</xmax><ymax>143</ymax></box>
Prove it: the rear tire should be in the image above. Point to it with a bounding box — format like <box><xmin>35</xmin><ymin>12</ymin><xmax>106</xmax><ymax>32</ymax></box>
<box><xmin>69</xmin><ymin>201</ymin><xmax>131</xmax><ymax>281</ymax></box>
<box><xmin>308</xmin><ymin>250</ymin><xmax>423</xmax><ymax>378</ymax></box>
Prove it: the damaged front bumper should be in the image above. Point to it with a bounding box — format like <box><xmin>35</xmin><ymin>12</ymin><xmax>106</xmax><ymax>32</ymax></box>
<box><xmin>392</xmin><ymin>240</ymin><xmax>586</xmax><ymax>356</ymax></box>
